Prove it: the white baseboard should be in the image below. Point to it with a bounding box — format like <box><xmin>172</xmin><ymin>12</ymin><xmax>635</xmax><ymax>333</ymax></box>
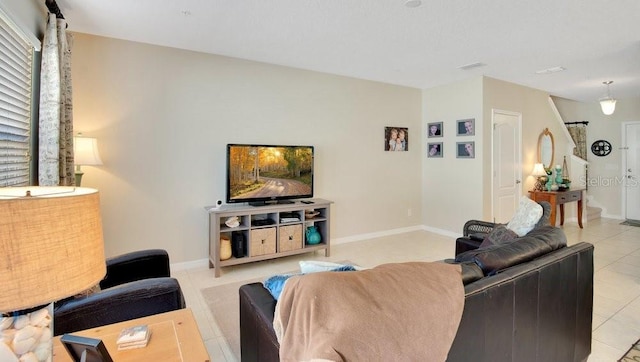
<box><xmin>600</xmin><ymin>213</ymin><xmax>625</xmax><ymax>220</ymax></box>
<box><xmin>328</xmin><ymin>225</ymin><xmax>424</xmax><ymax>245</ymax></box>
<box><xmin>421</xmin><ymin>225</ymin><xmax>461</xmax><ymax>239</ymax></box>
<box><xmin>171</xmin><ymin>258</ymin><xmax>209</xmax><ymax>272</ymax></box>
<box><xmin>175</xmin><ymin>224</ymin><xmax>459</xmax><ymax>270</ymax></box>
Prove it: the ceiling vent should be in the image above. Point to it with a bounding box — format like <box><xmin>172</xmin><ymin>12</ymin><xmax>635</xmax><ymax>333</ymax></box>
<box><xmin>457</xmin><ymin>62</ymin><xmax>486</xmax><ymax>71</ymax></box>
<box><xmin>535</xmin><ymin>66</ymin><xmax>565</xmax><ymax>75</ymax></box>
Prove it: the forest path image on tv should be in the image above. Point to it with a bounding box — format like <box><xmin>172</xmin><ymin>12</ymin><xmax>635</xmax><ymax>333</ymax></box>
<box><xmin>229</xmin><ymin>146</ymin><xmax>312</xmax><ymax>200</ymax></box>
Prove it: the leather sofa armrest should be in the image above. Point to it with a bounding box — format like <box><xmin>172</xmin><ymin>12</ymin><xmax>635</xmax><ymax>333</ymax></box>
<box><xmin>54</xmin><ymin>277</ymin><xmax>185</xmax><ymax>335</ymax></box>
<box><xmin>462</xmin><ymin>220</ymin><xmax>497</xmax><ymax>236</ymax></box>
<box><xmin>100</xmin><ymin>249</ymin><xmax>170</xmax><ymax>289</ymax></box>
<box><xmin>239</xmin><ymin>283</ymin><xmax>280</xmax><ymax>362</ymax></box>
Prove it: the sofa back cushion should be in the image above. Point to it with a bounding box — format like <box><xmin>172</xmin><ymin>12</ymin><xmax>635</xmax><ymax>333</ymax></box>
<box><xmin>455</xmin><ymin>226</ymin><xmax>567</xmax><ymax>276</ymax></box>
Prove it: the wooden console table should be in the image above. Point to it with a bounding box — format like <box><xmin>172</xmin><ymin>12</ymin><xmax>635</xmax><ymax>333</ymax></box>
<box><xmin>53</xmin><ymin>309</ymin><xmax>210</xmax><ymax>361</ymax></box>
<box><xmin>529</xmin><ymin>189</ymin><xmax>585</xmax><ymax>228</ymax></box>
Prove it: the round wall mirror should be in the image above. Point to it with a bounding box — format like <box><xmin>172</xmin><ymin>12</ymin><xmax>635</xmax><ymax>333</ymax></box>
<box><xmin>538</xmin><ymin>128</ymin><xmax>554</xmax><ymax>169</ymax></box>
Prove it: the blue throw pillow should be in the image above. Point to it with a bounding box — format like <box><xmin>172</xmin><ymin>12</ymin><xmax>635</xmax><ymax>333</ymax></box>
<box><xmin>263</xmin><ymin>266</ymin><xmax>356</xmax><ymax>300</ymax></box>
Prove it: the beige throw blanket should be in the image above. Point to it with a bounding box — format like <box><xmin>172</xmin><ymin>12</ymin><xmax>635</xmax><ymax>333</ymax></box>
<box><xmin>274</xmin><ymin>262</ymin><xmax>464</xmax><ymax>362</ymax></box>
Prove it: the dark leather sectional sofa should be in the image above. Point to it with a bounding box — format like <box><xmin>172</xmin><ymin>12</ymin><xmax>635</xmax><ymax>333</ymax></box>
<box><xmin>239</xmin><ymin>226</ymin><xmax>594</xmax><ymax>361</ymax></box>
<box><xmin>54</xmin><ymin>249</ymin><xmax>185</xmax><ymax>335</ymax></box>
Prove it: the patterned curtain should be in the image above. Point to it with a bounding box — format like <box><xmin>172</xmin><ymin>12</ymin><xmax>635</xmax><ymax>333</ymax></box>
<box><xmin>38</xmin><ymin>14</ymin><xmax>74</xmax><ymax>186</ymax></box>
<box><xmin>567</xmin><ymin>125</ymin><xmax>587</xmax><ymax>161</ymax></box>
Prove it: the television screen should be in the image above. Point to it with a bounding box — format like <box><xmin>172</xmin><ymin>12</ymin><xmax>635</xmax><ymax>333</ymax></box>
<box><xmin>226</xmin><ymin>144</ymin><xmax>314</xmax><ymax>204</ymax></box>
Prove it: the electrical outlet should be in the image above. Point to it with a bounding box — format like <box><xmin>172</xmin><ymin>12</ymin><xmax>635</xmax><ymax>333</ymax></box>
<box><xmin>407</xmin><ymin>208</ymin><xmax>412</xmax><ymax>217</ymax></box>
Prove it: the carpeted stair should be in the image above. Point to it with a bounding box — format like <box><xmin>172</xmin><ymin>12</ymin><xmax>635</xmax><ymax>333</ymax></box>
<box><xmin>586</xmin><ymin>205</ymin><xmax>601</xmax><ymax>221</ymax></box>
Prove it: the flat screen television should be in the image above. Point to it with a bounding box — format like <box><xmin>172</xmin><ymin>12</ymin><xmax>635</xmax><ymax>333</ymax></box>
<box><xmin>226</xmin><ymin>144</ymin><xmax>314</xmax><ymax>205</ymax></box>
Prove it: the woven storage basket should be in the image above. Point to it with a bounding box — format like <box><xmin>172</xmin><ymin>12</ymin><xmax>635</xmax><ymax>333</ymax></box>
<box><xmin>250</xmin><ymin>227</ymin><xmax>276</xmax><ymax>256</ymax></box>
<box><xmin>279</xmin><ymin>224</ymin><xmax>303</xmax><ymax>252</ymax></box>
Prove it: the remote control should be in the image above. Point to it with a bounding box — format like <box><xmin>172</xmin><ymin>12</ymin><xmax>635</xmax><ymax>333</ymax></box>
<box><xmin>300</xmin><ymin>200</ymin><xmax>314</xmax><ymax>204</ymax></box>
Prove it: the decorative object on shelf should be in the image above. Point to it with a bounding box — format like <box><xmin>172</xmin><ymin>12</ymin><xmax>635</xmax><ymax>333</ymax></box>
<box><xmin>305</xmin><ymin>226</ymin><xmax>322</xmax><ymax>245</ymax></box>
<box><xmin>562</xmin><ymin>156</ymin><xmax>569</xmax><ymax>179</ymax></box>
<box><xmin>305</xmin><ymin>210</ymin><xmax>320</xmax><ymax>219</ymax></box>
<box><xmin>220</xmin><ymin>237</ymin><xmax>232</xmax><ymax>260</ymax></box>
<box><xmin>0</xmin><ymin>187</ymin><xmax>106</xmax><ymax>362</ymax></box>
<box><xmin>531</xmin><ymin>163</ymin><xmax>547</xmax><ymax>191</ymax></box>
<box><xmin>599</xmin><ymin>81</ymin><xmax>617</xmax><ymax>115</ymax></box>
<box><xmin>555</xmin><ymin>165</ymin><xmax>563</xmax><ymax>185</ymax></box>
<box><xmin>231</xmin><ymin>232</ymin><xmax>246</xmax><ymax>258</ymax></box>
<box><xmin>74</xmin><ymin>134</ymin><xmax>103</xmax><ymax>186</ymax></box>
<box><xmin>560</xmin><ymin>156</ymin><xmax>571</xmax><ymax>190</ymax></box>
<box><xmin>591</xmin><ymin>140</ymin><xmax>612</xmax><ymax>157</ymax></box>
<box><xmin>225</xmin><ymin>216</ymin><xmax>240</xmax><ymax>228</ymax></box>
<box><xmin>545</xmin><ymin>168</ymin><xmax>554</xmax><ymax>191</ymax></box>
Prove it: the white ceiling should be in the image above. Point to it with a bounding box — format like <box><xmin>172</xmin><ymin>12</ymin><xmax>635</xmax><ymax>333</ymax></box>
<box><xmin>56</xmin><ymin>0</ymin><xmax>640</xmax><ymax>102</ymax></box>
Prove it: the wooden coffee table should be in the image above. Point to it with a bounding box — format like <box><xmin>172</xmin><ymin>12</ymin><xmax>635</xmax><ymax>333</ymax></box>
<box><xmin>53</xmin><ymin>308</ymin><xmax>210</xmax><ymax>361</ymax></box>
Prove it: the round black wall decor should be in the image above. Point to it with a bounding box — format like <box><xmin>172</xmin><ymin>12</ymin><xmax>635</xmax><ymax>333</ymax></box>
<box><xmin>591</xmin><ymin>140</ymin><xmax>612</xmax><ymax>156</ymax></box>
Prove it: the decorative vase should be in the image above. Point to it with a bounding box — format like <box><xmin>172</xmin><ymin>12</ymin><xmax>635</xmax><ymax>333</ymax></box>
<box><xmin>305</xmin><ymin>226</ymin><xmax>321</xmax><ymax>245</ymax></box>
<box><xmin>545</xmin><ymin>174</ymin><xmax>553</xmax><ymax>191</ymax></box>
<box><xmin>555</xmin><ymin>166</ymin><xmax>563</xmax><ymax>185</ymax></box>
<box><xmin>220</xmin><ymin>237</ymin><xmax>232</xmax><ymax>260</ymax></box>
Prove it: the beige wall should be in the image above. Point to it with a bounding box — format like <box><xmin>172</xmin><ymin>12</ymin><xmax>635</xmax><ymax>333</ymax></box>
<box><xmin>71</xmin><ymin>33</ymin><xmax>423</xmax><ymax>263</ymax></box>
<box><xmin>553</xmin><ymin>95</ymin><xmax>640</xmax><ymax>218</ymax></box>
<box><xmin>483</xmin><ymin>76</ymin><xmax>574</xmax><ymax>205</ymax></box>
<box><xmin>422</xmin><ymin>77</ymin><xmax>484</xmax><ymax>232</ymax></box>
<box><xmin>422</xmin><ymin>76</ymin><xmax>573</xmax><ymax>233</ymax></box>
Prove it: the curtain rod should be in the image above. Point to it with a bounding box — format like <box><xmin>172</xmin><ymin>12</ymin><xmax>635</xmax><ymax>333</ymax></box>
<box><xmin>564</xmin><ymin>121</ymin><xmax>589</xmax><ymax>126</ymax></box>
<box><xmin>45</xmin><ymin>0</ymin><xmax>65</xmax><ymax>19</ymax></box>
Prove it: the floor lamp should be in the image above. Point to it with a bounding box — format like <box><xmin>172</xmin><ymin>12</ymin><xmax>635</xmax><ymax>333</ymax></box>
<box><xmin>0</xmin><ymin>187</ymin><xmax>106</xmax><ymax>361</ymax></box>
<box><xmin>74</xmin><ymin>135</ymin><xmax>103</xmax><ymax>186</ymax></box>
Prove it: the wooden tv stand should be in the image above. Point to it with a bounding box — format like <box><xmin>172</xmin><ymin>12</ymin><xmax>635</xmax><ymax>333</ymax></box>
<box><xmin>206</xmin><ymin>199</ymin><xmax>332</xmax><ymax>277</ymax></box>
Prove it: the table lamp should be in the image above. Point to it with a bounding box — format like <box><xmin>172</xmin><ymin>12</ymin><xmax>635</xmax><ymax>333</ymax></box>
<box><xmin>74</xmin><ymin>135</ymin><xmax>103</xmax><ymax>186</ymax></box>
<box><xmin>531</xmin><ymin>163</ymin><xmax>547</xmax><ymax>191</ymax></box>
<box><xmin>0</xmin><ymin>186</ymin><xmax>106</xmax><ymax>361</ymax></box>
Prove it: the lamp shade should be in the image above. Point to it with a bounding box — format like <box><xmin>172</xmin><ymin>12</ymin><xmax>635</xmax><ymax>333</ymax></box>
<box><xmin>600</xmin><ymin>98</ymin><xmax>616</xmax><ymax>115</ymax></box>
<box><xmin>599</xmin><ymin>81</ymin><xmax>616</xmax><ymax>115</ymax></box>
<box><xmin>74</xmin><ymin>137</ymin><xmax>103</xmax><ymax>165</ymax></box>
<box><xmin>532</xmin><ymin>163</ymin><xmax>547</xmax><ymax>177</ymax></box>
<box><xmin>0</xmin><ymin>187</ymin><xmax>106</xmax><ymax>312</ymax></box>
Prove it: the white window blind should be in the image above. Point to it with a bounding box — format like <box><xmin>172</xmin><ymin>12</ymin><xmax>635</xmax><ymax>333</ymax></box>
<box><xmin>0</xmin><ymin>15</ymin><xmax>33</xmax><ymax>187</ymax></box>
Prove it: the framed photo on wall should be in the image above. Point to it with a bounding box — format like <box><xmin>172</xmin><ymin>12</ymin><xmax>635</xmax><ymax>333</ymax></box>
<box><xmin>427</xmin><ymin>122</ymin><xmax>443</xmax><ymax>138</ymax></box>
<box><xmin>385</xmin><ymin>126</ymin><xmax>408</xmax><ymax>151</ymax></box>
<box><xmin>456</xmin><ymin>141</ymin><xmax>475</xmax><ymax>158</ymax></box>
<box><xmin>427</xmin><ymin>142</ymin><xmax>443</xmax><ymax>158</ymax></box>
<box><xmin>456</xmin><ymin>118</ymin><xmax>475</xmax><ymax>136</ymax></box>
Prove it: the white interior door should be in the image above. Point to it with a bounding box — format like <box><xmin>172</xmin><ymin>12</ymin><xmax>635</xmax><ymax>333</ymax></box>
<box><xmin>625</xmin><ymin>122</ymin><xmax>640</xmax><ymax>220</ymax></box>
<box><xmin>492</xmin><ymin>110</ymin><xmax>522</xmax><ymax>223</ymax></box>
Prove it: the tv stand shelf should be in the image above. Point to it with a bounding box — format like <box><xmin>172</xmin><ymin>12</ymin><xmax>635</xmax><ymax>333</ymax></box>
<box><xmin>206</xmin><ymin>199</ymin><xmax>332</xmax><ymax>277</ymax></box>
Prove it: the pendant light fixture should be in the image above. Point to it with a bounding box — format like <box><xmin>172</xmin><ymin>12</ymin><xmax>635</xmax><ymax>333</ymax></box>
<box><xmin>599</xmin><ymin>81</ymin><xmax>616</xmax><ymax>115</ymax></box>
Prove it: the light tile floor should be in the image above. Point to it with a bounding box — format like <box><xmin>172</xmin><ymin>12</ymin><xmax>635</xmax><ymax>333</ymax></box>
<box><xmin>172</xmin><ymin>218</ymin><xmax>640</xmax><ymax>361</ymax></box>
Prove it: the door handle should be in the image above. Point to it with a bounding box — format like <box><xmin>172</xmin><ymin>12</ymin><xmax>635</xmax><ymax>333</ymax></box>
<box><xmin>516</xmin><ymin>180</ymin><xmax>521</xmax><ymax>184</ymax></box>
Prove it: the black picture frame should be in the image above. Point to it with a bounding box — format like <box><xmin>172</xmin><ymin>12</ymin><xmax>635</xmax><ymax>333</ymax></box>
<box><xmin>427</xmin><ymin>142</ymin><xmax>443</xmax><ymax>158</ymax></box>
<box><xmin>456</xmin><ymin>141</ymin><xmax>475</xmax><ymax>158</ymax></box>
<box><xmin>60</xmin><ymin>334</ymin><xmax>113</xmax><ymax>362</ymax></box>
<box><xmin>427</xmin><ymin>122</ymin><xmax>443</xmax><ymax>138</ymax></box>
<box><xmin>456</xmin><ymin>118</ymin><xmax>475</xmax><ymax>136</ymax></box>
